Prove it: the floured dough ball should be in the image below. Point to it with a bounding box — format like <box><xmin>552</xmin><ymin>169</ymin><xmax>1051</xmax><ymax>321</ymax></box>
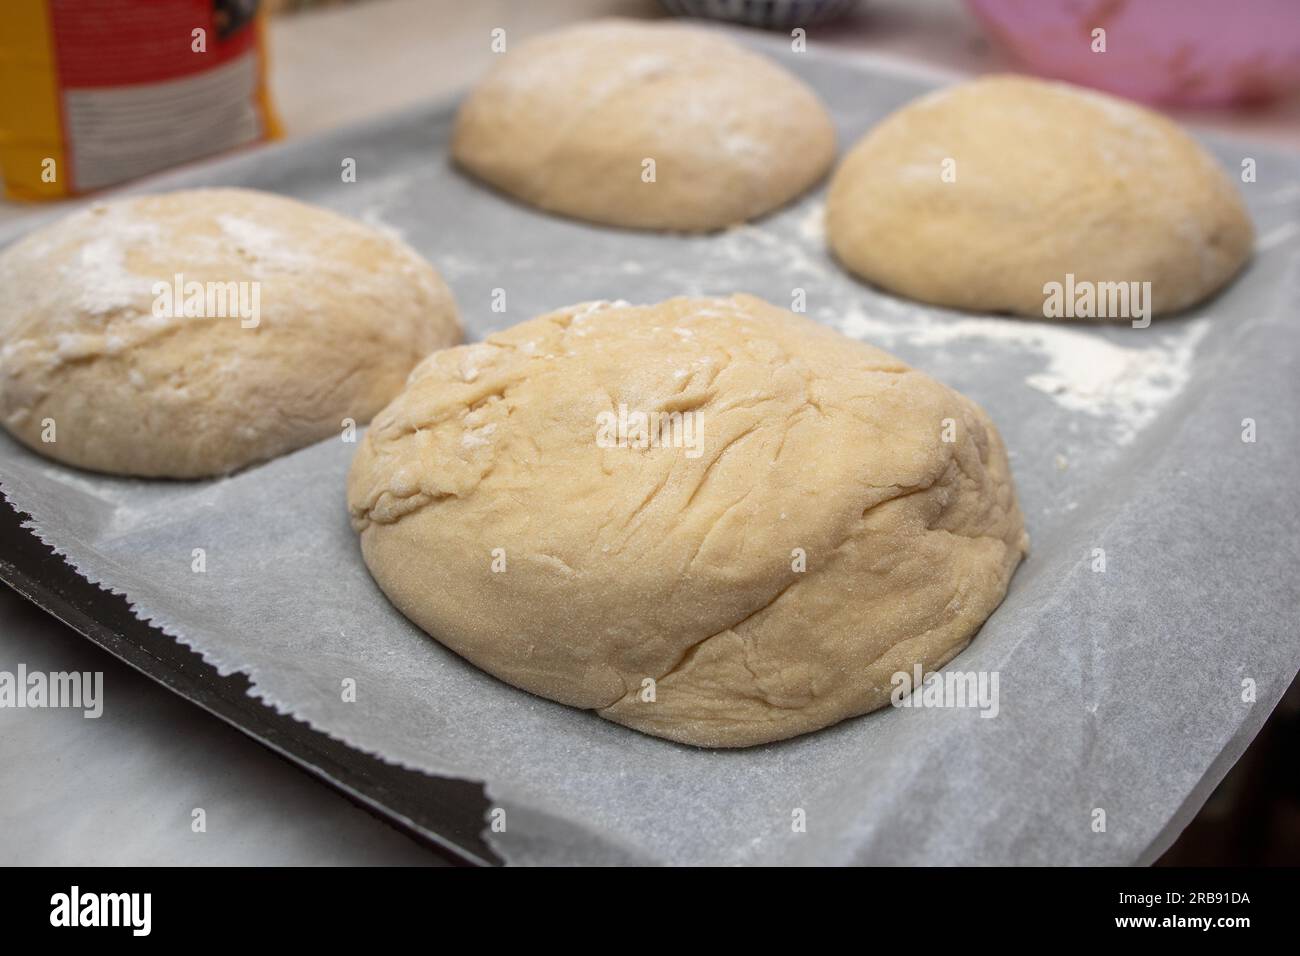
<box><xmin>348</xmin><ymin>295</ymin><xmax>1027</xmax><ymax>748</ymax></box>
<box><xmin>0</xmin><ymin>188</ymin><xmax>461</xmax><ymax>477</ymax></box>
<box><xmin>451</xmin><ymin>19</ymin><xmax>837</xmax><ymax>232</ymax></box>
<box><xmin>827</xmin><ymin>75</ymin><xmax>1254</xmax><ymax>318</ymax></box>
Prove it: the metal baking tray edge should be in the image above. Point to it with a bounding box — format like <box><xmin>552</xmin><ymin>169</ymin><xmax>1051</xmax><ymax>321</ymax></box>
<box><xmin>0</xmin><ymin>491</ymin><xmax>500</xmax><ymax>866</ymax></box>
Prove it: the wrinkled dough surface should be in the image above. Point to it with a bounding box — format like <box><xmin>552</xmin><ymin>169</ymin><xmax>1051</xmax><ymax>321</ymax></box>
<box><xmin>348</xmin><ymin>295</ymin><xmax>1028</xmax><ymax>747</ymax></box>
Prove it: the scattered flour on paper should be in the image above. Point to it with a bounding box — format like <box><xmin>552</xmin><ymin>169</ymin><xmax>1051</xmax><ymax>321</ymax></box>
<box><xmin>1265</xmin><ymin>181</ymin><xmax>1300</xmax><ymax>204</ymax></box>
<box><xmin>1257</xmin><ymin>220</ymin><xmax>1300</xmax><ymax>252</ymax></box>
<box><xmin>837</xmin><ymin>301</ymin><xmax>1210</xmax><ymax>445</ymax></box>
<box><xmin>795</xmin><ymin>201</ymin><xmax>826</xmax><ymax>244</ymax></box>
<box><xmin>717</xmin><ymin>218</ymin><xmax>833</xmax><ymax>280</ymax></box>
<box><xmin>338</xmin><ymin>188</ymin><xmax>1209</xmax><ymax>450</ymax></box>
<box><xmin>358</xmin><ymin>207</ymin><xmax>408</xmax><ymax>243</ymax></box>
<box><xmin>702</xmin><ymin>195</ymin><xmax>1206</xmax><ymax>447</ymax></box>
<box><xmin>701</xmin><ymin>200</ymin><xmax>1208</xmax><ymax>448</ymax></box>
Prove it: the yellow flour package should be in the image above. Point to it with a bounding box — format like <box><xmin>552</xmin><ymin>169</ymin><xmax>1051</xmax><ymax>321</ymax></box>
<box><xmin>0</xmin><ymin>0</ymin><xmax>281</xmax><ymax>200</ymax></box>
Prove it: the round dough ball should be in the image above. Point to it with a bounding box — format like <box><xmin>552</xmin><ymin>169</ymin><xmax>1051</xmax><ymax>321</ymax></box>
<box><xmin>348</xmin><ymin>295</ymin><xmax>1027</xmax><ymax>748</ymax></box>
<box><xmin>451</xmin><ymin>19</ymin><xmax>837</xmax><ymax>232</ymax></box>
<box><xmin>0</xmin><ymin>188</ymin><xmax>461</xmax><ymax>477</ymax></box>
<box><xmin>827</xmin><ymin>75</ymin><xmax>1254</xmax><ymax>318</ymax></box>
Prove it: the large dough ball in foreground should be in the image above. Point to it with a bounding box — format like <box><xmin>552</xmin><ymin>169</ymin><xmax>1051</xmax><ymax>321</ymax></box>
<box><xmin>0</xmin><ymin>188</ymin><xmax>461</xmax><ymax>477</ymax></box>
<box><xmin>348</xmin><ymin>295</ymin><xmax>1028</xmax><ymax>748</ymax></box>
<box><xmin>827</xmin><ymin>75</ymin><xmax>1254</xmax><ymax>318</ymax></box>
<box><xmin>451</xmin><ymin>19</ymin><xmax>837</xmax><ymax>232</ymax></box>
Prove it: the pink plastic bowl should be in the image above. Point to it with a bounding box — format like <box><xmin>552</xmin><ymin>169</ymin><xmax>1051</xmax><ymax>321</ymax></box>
<box><xmin>966</xmin><ymin>0</ymin><xmax>1300</xmax><ymax>106</ymax></box>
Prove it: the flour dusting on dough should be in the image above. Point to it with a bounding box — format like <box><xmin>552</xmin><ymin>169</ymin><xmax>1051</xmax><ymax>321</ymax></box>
<box><xmin>216</xmin><ymin>215</ymin><xmax>316</xmax><ymax>271</ymax></box>
<box><xmin>62</xmin><ymin>206</ymin><xmax>161</xmax><ymax>315</ymax></box>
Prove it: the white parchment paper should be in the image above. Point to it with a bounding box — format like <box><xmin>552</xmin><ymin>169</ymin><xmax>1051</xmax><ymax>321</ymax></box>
<box><xmin>2</xmin><ymin>37</ymin><xmax>1298</xmax><ymax>865</ymax></box>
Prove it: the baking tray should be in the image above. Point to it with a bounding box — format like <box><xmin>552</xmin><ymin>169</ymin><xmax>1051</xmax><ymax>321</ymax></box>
<box><xmin>2</xmin><ymin>28</ymin><xmax>1299</xmax><ymax>866</ymax></box>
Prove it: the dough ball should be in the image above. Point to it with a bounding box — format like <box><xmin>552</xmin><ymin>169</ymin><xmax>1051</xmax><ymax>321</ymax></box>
<box><xmin>826</xmin><ymin>75</ymin><xmax>1254</xmax><ymax>318</ymax></box>
<box><xmin>451</xmin><ymin>19</ymin><xmax>837</xmax><ymax>232</ymax></box>
<box><xmin>348</xmin><ymin>295</ymin><xmax>1027</xmax><ymax>748</ymax></box>
<box><xmin>0</xmin><ymin>188</ymin><xmax>461</xmax><ymax>477</ymax></box>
